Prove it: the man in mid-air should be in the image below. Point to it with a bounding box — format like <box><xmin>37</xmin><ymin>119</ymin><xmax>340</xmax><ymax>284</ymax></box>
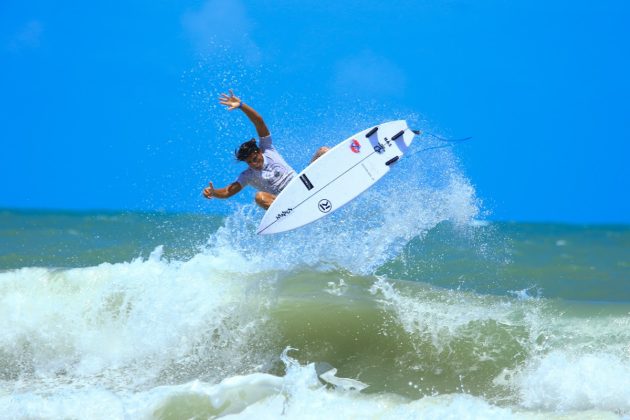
<box><xmin>202</xmin><ymin>90</ymin><xmax>328</xmax><ymax>209</ymax></box>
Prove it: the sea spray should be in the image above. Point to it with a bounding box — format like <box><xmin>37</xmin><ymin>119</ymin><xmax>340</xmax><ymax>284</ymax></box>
<box><xmin>202</xmin><ymin>165</ymin><xmax>480</xmax><ymax>276</ymax></box>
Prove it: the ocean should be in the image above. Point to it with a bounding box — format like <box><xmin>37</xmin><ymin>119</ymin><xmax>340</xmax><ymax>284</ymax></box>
<box><xmin>1</xmin><ymin>165</ymin><xmax>629</xmax><ymax>418</ymax></box>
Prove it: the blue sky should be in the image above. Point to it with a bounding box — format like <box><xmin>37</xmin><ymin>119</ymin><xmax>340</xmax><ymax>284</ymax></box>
<box><xmin>1</xmin><ymin>0</ymin><xmax>629</xmax><ymax>223</ymax></box>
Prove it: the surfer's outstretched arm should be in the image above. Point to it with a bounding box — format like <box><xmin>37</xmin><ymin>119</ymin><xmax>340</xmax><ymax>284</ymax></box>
<box><xmin>203</xmin><ymin>181</ymin><xmax>243</xmax><ymax>200</ymax></box>
<box><xmin>219</xmin><ymin>90</ymin><xmax>270</xmax><ymax>138</ymax></box>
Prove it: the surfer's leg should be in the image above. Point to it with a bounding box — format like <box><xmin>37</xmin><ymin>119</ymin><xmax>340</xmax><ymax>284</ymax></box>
<box><xmin>310</xmin><ymin>146</ymin><xmax>330</xmax><ymax>163</ymax></box>
<box><xmin>255</xmin><ymin>192</ymin><xmax>276</xmax><ymax>210</ymax></box>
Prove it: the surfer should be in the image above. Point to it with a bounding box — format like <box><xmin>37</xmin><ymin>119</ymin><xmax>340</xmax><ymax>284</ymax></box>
<box><xmin>202</xmin><ymin>90</ymin><xmax>328</xmax><ymax>209</ymax></box>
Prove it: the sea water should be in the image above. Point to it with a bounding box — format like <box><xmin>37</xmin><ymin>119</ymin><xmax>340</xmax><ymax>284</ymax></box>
<box><xmin>1</xmin><ymin>154</ymin><xmax>629</xmax><ymax>418</ymax></box>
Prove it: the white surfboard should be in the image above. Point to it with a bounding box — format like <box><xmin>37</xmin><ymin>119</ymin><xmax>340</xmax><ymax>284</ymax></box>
<box><xmin>257</xmin><ymin>120</ymin><xmax>417</xmax><ymax>235</ymax></box>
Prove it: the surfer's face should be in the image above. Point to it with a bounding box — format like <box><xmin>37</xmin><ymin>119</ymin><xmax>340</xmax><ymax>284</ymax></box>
<box><xmin>245</xmin><ymin>151</ymin><xmax>264</xmax><ymax>170</ymax></box>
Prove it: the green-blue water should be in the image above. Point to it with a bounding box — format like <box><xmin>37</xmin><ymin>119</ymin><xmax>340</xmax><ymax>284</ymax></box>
<box><xmin>1</xmin><ymin>208</ymin><xmax>629</xmax><ymax>418</ymax></box>
<box><xmin>2</xmin><ymin>209</ymin><xmax>627</xmax><ymax>301</ymax></box>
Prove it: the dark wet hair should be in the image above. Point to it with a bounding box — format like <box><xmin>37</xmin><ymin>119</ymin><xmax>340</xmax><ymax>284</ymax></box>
<box><xmin>235</xmin><ymin>138</ymin><xmax>259</xmax><ymax>161</ymax></box>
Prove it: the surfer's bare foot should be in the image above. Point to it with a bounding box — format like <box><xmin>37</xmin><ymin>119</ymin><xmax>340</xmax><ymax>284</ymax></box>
<box><xmin>311</xmin><ymin>146</ymin><xmax>330</xmax><ymax>163</ymax></box>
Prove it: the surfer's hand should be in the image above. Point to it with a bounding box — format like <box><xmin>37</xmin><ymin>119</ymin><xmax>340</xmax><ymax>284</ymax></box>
<box><xmin>203</xmin><ymin>182</ymin><xmax>215</xmax><ymax>199</ymax></box>
<box><xmin>219</xmin><ymin>89</ymin><xmax>242</xmax><ymax>111</ymax></box>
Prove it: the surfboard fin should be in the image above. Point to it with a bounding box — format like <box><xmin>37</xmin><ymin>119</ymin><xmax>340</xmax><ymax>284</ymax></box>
<box><xmin>412</xmin><ymin>129</ymin><xmax>422</xmax><ymax>135</ymax></box>
<box><xmin>392</xmin><ymin>130</ymin><xmax>405</xmax><ymax>140</ymax></box>
<box><xmin>385</xmin><ymin>156</ymin><xmax>400</xmax><ymax>166</ymax></box>
<box><xmin>365</xmin><ymin>126</ymin><xmax>379</xmax><ymax>137</ymax></box>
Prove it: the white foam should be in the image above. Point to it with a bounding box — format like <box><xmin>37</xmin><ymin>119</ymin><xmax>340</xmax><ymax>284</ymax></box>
<box><xmin>2</xmin><ymin>387</ymin><xmax>126</xmax><ymax>420</ymax></box>
<box><xmin>369</xmin><ymin>277</ymin><xmax>630</xmax><ymax>415</ymax></box>
<box><xmin>0</xmin><ymin>247</ymin><xmax>276</xmax><ymax>388</ymax></box>
<box><xmin>368</xmin><ymin>277</ymin><xmax>538</xmax><ymax>353</ymax></box>
<box><xmin>324</xmin><ymin>279</ymin><xmax>348</xmax><ymax>296</ymax></box>
<box><xmin>2</xmin><ymin>369</ymin><xmax>620</xmax><ymax>420</ymax></box>
<box><xmin>508</xmin><ymin>287</ymin><xmax>540</xmax><ymax>301</ymax></box>
<box><xmin>515</xmin><ymin>350</ymin><xmax>630</xmax><ymax>412</ymax></box>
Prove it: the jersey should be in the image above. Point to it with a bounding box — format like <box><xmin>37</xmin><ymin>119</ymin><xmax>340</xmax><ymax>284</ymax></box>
<box><xmin>236</xmin><ymin>135</ymin><xmax>296</xmax><ymax>195</ymax></box>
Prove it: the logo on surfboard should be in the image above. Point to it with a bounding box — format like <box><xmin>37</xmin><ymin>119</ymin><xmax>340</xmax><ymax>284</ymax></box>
<box><xmin>373</xmin><ymin>137</ymin><xmax>391</xmax><ymax>154</ymax></box>
<box><xmin>350</xmin><ymin>139</ymin><xmax>361</xmax><ymax>153</ymax></box>
<box><xmin>318</xmin><ymin>199</ymin><xmax>332</xmax><ymax>213</ymax></box>
<box><xmin>275</xmin><ymin>208</ymin><xmax>293</xmax><ymax>220</ymax></box>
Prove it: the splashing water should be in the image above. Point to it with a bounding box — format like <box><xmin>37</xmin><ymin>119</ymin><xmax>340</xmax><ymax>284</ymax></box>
<box><xmin>203</xmin><ymin>134</ymin><xmax>480</xmax><ymax>275</ymax></box>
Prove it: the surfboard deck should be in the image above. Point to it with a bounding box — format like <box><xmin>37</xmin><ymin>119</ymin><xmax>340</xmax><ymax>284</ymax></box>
<box><xmin>257</xmin><ymin>120</ymin><xmax>417</xmax><ymax>235</ymax></box>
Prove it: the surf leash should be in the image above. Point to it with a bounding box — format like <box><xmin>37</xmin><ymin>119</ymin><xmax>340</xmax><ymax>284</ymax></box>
<box><xmin>409</xmin><ymin>129</ymin><xmax>472</xmax><ymax>154</ymax></box>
